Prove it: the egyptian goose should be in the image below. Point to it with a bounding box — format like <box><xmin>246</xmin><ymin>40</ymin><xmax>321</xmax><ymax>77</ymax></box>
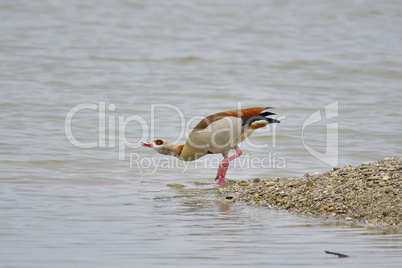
<box><xmin>141</xmin><ymin>107</ymin><xmax>280</xmax><ymax>185</ymax></box>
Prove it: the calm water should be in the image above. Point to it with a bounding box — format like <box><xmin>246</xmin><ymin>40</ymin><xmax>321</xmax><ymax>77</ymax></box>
<box><xmin>1</xmin><ymin>0</ymin><xmax>402</xmax><ymax>267</ymax></box>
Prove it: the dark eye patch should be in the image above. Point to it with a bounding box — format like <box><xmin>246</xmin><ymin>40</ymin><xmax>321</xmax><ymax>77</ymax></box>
<box><xmin>155</xmin><ymin>139</ymin><xmax>163</xmax><ymax>145</ymax></box>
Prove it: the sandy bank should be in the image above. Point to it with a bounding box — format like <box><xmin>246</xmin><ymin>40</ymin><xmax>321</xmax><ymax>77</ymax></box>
<box><xmin>219</xmin><ymin>157</ymin><xmax>401</xmax><ymax>227</ymax></box>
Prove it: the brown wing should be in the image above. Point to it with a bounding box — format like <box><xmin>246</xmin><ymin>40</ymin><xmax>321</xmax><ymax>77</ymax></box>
<box><xmin>192</xmin><ymin>107</ymin><xmax>266</xmax><ymax>132</ymax></box>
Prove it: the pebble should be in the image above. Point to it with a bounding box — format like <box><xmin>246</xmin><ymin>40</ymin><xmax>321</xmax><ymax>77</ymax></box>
<box><xmin>384</xmin><ymin>187</ymin><xmax>393</xmax><ymax>193</ymax></box>
<box><xmin>253</xmin><ymin>178</ymin><xmax>261</xmax><ymax>183</ymax></box>
<box><xmin>238</xmin><ymin>180</ymin><xmax>249</xmax><ymax>187</ymax></box>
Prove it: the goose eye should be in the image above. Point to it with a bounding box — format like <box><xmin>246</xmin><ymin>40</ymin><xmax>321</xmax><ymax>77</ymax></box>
<box><xmin>155</xmin><ymin>139</ymin><xmax>163</xmax><ymax>145</ymax></box>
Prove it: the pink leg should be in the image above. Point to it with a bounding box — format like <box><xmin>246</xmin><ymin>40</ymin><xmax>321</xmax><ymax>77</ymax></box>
<box><xmin>216</xmin><ymin>148</ymin><xmax>243</xmax><ymax>185</ymax></box>
<box><xmin>228</xmin><ymin>147</ymin><xmax>242</xmax><ymax>161</ymax></box>
<box><xmin>216</xmin><ymin>159</ymin><xmax>229</xmax><ymax>185</ymax></box>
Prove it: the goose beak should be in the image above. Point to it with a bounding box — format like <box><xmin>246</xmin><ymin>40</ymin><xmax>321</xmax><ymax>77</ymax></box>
<box><xmin>141</xmin><ymin>141</ymin><xmax>152</xmax><ymax>148</ymax></box>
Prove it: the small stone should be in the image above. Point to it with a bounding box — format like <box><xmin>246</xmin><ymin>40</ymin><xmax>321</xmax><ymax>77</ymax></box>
<box><xmin>384</xmin><ymin>187</ymin><xmax>393</xmax><ymax>193</ymax></box>
<box><xmin>312</xmin><ymin>172</ymin><xmax>321</xmax><ymax>179</ymax></box>
<box><xmin>265</xmin><ymin>181</ymin><xmax>276</xmax><ymax>187</ymax></box>
<box><xmin>367</xmin><ymin>176</ymin><xmax>380</xmax><ymax>181</ymax></box>
<box><xmin>379</xmin><ymin>182</ymin><xmax>386</xmax><ymax>187</ymax></box>
<box><xmin>306</xmin><ymin>180</ymin><xmax>314</xmax><ymax>187</ymax></box>
<box><xmin>345</xmin><ymin>217</ymin><xmax>352</xmax><ymax>221</ymax></box>
<box><xmin>253</xmin><ymin>178</ymin><xmax>261</xmax><ymax>183</ymax></box>
<box><xmin>238</xmin><ymin>181</ymin><xmax>249</xmax><ymax>186</ymax></box>
<box><xmin>382</xmin><ymin>176</ymin><xmax>390</xmax><ymax>181</ymax></box>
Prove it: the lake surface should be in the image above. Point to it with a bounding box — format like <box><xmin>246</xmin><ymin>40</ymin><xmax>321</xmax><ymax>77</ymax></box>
<box><xmin>1</xmin><ymin>0</ymin><xmax>401</xmax><ymax>267</ymax></box>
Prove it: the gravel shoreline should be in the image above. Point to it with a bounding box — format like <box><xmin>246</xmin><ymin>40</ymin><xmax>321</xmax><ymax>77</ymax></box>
<box><xmin>219</xmin><ymin>157</ymin><xmax>401</xmax><ymax>227</ymax></box>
